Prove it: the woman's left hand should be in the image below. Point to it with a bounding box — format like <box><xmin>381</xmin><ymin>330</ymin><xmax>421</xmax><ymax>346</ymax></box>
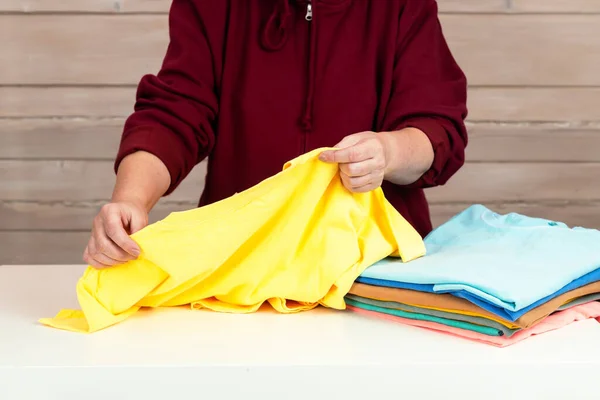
<box><xmin>318</xmin><ymin>131</ymin><xmax>391</xmax><ymax>193</ymax></box>
<box><xmin>319</xmin><ymin>127</ymin><xmax>435</xmax><ymax>192</ymax></box>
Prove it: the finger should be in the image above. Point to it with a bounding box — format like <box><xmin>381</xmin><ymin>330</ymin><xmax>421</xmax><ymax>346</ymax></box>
<box><xmin>319</xmin><ymin>132</ymin><xmax>370</xmax><ymax>163</ymax></box>
<box><xmin>333</xmin><ymin>133</ymin><xmax>365</xmax><ymax>149</ymax></box>
<box><xmin>330</xmin><ymin>140</ymin><xmax>378</xmax><ymax>164</ymax></box>
<box><xmin>340</xmin><ymin>168</ymin><xmax>384</xmax><ymax>191</ymax></box>
<box><xmin>344</xmin><ymin>172</ymin><xmax>374</xmax><ymax>189</ymax></box>
<box><xmin>87</xmin><ymin>239</ymin><xmax>124</xmax><ymax>263</ymax></box>
<box><xmin>83</xmin><ymin>246</ymin><xmax>93</xmax><ymax>265</ymax></box>
<box><xmin>339</xmin><ymin>158</ymin><xmax>381</xmax><ymax>177</ymax></box>
<box><xmin>89</xmin><ymin>255</ymin><xmax>115</xmax><ymax>269</ymax></box>
<box><xmin>127</xmin><ymin>211</ymin><xmax>147</xmax><ymax>235</ymax></box>
<box><xmin>105</xmin><ymin>214</ymin><xmax>141</xmax><ymax>257</ymax></box>
<box><xmin>352</xmin><ymin>183</ymin><xmax>379</xmax><ymax>193</ymax></box>
<box><xmin>93</xmin><ymin>229</ymin><xmax>135</xmax><ymax>263</ymax></box>
<box><xmin>340</xmin><ymin>173</ymin><xmax>374</xmax><ymax>193</ymax></box>
<box><xmin>92</xmin><ymin>251</ymin><xmax>123</xmax><ymax>267</ymax></box>
<box><xmin>84</xmin><ymin>246</ymin><xmax>112</xmax><ymax>269</ymax></box>
<box><xmin>339</xmin><ymin>172</ymin><xmax>353</xmax><ymax>192</ymax></box>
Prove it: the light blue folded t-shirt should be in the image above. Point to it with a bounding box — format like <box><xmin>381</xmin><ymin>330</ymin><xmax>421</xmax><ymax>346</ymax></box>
<box><xmin>358</xmin><ymin>204</ymin><xmax>600</xmax><ymax>316</ymax></box>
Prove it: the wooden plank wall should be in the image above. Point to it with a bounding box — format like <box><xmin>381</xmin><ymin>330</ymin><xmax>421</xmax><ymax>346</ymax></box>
<box><xmin>1</xmin><ymin>0</ymin><xmax>599</xmax><ymax>264</ymax></box>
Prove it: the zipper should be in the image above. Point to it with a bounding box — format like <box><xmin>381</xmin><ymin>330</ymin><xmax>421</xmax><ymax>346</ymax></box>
<box><xmin>301</xmin><ymin>0</ymin><xmax>316</xmax><ymax>153</ymax></box>
<box><xmin>305</xmin><ymin>1</ymin><xmax>312</xmax><ymax>21</ymax></box>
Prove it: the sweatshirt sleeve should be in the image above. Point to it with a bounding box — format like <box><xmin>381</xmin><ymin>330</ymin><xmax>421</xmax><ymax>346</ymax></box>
<box><xmin>381</xmin><ymin>0</ymin><xmax>468</xmax><ymax>189</ymax></box>
<box><xmin>114</xmin><ymin>0</ymin><xmax>218</xmax><ymax>195</ymax></box>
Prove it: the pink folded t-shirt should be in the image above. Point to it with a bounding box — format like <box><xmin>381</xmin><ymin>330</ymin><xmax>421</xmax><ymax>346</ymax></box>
<box><xmin>346</xmin><ymin>301</ymin><xmax>600</xmax><ymax>347</ymax></box>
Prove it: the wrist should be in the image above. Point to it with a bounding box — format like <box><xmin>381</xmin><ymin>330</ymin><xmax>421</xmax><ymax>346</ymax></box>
<box><xmin>378</xmin><ymin>129</ymin><xmax>412</xmax><ymax>179</ymax></box>
<box><xmin>111</xmin><ymin>151</ymin><xmax>169</xmax><ymax>213</ymax></box>
<box><xmin>110</xmin><ymin>192</ymin><xmax>151</xmax><ymax>213</ymax></box>
<box><xmin>379</xmin><ymin>127</ymin><xmax>434</xmax><ymax>185</ymax></box>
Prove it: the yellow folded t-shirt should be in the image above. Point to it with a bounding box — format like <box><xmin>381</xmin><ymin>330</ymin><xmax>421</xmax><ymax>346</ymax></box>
<box><xmin>39</xmin><ymin>148</ymin><xmax>426</xmax><ymax>333</ymax></box>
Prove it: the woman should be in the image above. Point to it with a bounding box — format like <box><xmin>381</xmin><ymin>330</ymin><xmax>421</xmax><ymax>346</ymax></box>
<box><xmin>84</xmin><ymin>0</ymin><xmax>468</xmax><ymax>268</ymax></box>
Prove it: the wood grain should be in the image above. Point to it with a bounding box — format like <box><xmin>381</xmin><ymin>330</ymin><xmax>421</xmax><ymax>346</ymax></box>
<box><xmin>121</xmin><ymin>0</ymin><xmax>171</xmax><ymax>13</ymax></box>
<box><xmin>1</xmin><ymin>159</ymin><xmax>599</xmax><ymax>202</ymax></box>
<box><xmin>441</xmin><ymin>14</ymin><xmax>600</xmax><ymax>86</ymax></box>
<box><xmin>465</xmin><ymin>125</ymin><xmax>600</xmax><ymax>162</ymax></box>
<box><xmin>0</xmin><ymin>0</ymin><xmax>120</xmax><ymax>12</ymax></box>
<box><xmin>427</xmin><ymin>162</ymin><xmax>600</xmax><ymax>203</ymax></box>
<box><xmin>437</xmin><ymin>0</ymin><xmax>507</xmax><ymax>13</ymax></box>
<box><xmin>8</xmin><ymin>0</ymin><xmax>598</xmax><ymax>14</ymax></box>
<box><xmin>0</xmin><ymin>160</ymin><xmax>207</xmax><ymax>201</ymax></box>
<box><xmin>3</xmin><ymin>198</ymin><xmax>600</xmax><ymax>231</ymax></box>
<box><xmin>3</xmin><ymin>87</ymin><xmax>600</xmax><ymax>122</ymax></box>
<box><xmin>0</xmin><ymin>119</ymin><xmax>123</xmax><ymax>159</ymax></box>
<box><xmin>0</xmin><ymin>200</ymin><xmax>196</xmax><ymax>230</ymax></box>
<box><xmin>1</xmin><ymin>0</ymin><xmax>507</xmax><ymax>14</ymax></box>
<box><xmin>3</xmin><ymin>119</ymin><xmax>600</xmax><ymax>162</ymax></box>
<box><xmin>430</xmin><ymin>202</ymin><xmax>600</xmax><ymax>229</ymax></box>
<box><xmin>0</xmin><ymin>87</ymin><xmax>135</xmax><ymax>117</ymax></box>
<box><xmin>468</xmin><ymin>88</ymin><xmax>600</xmax><ymax>122</ymax></box>
<box><xmin>0</xmin><ymin>0</ymin><xmax>173</xmax><ymax>13</ymax></box>
<box><xmin>2</xmin><ymin>0</ymin><xmax>599</xmax><ymax>267</ymax></box>
<box><xmin>4</xmin><ymin>202</ymin><xmax>599</xmax><ymax>264</ymax></box>
<box><xmin>511</xmin><ymin>0</ymin><xmax>600</xmax><ymax>13</ymax></box>
<box><xmin>2</xmin><ymin>1</ymin><xmax>597</xmax><ymax>15</ymax></box>
<box><xmin>0</xmin><ymin>15</ymin><xmax>167</xmax><ymax>85</ymax></box>
<box><xmin>2</xmin><ymin>14</ymin><xmax>600</xmax><ymax>86</ymax></box>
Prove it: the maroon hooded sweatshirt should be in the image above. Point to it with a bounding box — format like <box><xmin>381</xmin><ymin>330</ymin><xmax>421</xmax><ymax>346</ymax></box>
<box><xmin>115</xmin><ymin>0</ymin><xmax>468</xmax><ymax>238</ymax></box>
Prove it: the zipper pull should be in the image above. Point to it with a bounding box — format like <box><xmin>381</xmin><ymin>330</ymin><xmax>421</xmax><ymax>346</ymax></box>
<box><xmin>305</xmin><ymin>2</ymin><xmax>312</xmax><ymax>21</ymax></box>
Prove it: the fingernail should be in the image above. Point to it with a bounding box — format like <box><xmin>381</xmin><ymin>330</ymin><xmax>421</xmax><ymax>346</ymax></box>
<box><xmin>132</xmin><ymin>248</ymin><xmax>140</xmax><ymax>257</ymax></box>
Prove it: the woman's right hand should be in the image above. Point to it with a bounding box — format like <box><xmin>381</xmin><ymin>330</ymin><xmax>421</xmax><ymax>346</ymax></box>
<box><xmin>83</xmin><ymin>201</ymin><xmax>149</xmax><ymax>269</ymax></box>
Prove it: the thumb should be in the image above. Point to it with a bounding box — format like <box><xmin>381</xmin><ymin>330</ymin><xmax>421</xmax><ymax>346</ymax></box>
<box><xmin>319</xmin><ymin>133</ymin><xmax>365</xmax><ymax>162</ymax></box>
<box><xmin>128</xmin><ymin>211</ymin><xmax>148</xmax><ymax>235</ymax></box>
<box><xmin>334</xmin><ymin>133</ymin><xmax>364</xmax><ymax>149</ymax></box>
<box><xmin>123</xmin><ymin>206</ymin><xmax>148</xmax><ymax>235</ymax></box>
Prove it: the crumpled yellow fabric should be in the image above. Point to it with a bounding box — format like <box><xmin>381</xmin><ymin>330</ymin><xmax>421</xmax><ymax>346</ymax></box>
<box><xmin>39</xmin><ymin>148</ymin><xmax>426</xmax><ymax>333</ymax></box>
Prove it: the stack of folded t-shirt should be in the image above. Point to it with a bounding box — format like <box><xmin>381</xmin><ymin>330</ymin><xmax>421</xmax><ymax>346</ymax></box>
<box><xmin>346</xmin><ymin>204</ymin><xmax>600</xmax><ymax>347</ymax></box>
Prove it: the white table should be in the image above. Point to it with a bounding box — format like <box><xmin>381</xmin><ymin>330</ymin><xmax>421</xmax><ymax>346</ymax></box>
<box><xmin>1</xmin><ymin>265</ymin><xmax>600</xmax><ymax>400</ymax></box>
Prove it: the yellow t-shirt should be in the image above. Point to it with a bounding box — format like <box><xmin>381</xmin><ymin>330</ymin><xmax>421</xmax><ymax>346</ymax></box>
<box><xmin>40</xmin><ymin>148</ymin><xmax>426</xmax><ymax>333</ymax></box>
